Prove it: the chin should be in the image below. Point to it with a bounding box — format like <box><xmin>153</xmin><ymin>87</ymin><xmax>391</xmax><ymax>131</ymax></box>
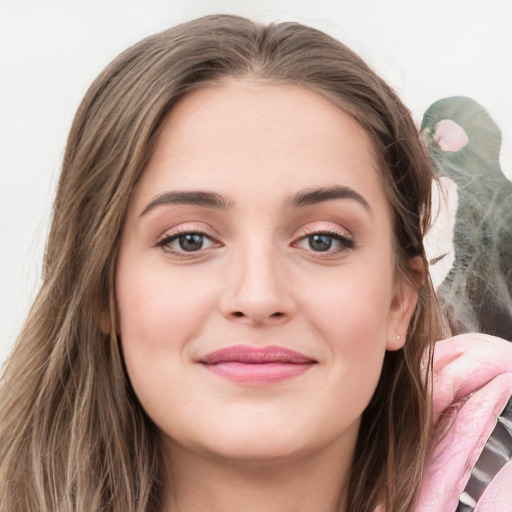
<box><xmin>164</xmin><ymin>409</ymin><xmax>360</xmax><ymax>467</ymax></box>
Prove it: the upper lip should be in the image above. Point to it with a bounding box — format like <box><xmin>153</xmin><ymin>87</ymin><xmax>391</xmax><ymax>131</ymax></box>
<box><xmin>199</xmin><ymin>345</ymin><xmax>316</xmax><ymax>365</ymax></box>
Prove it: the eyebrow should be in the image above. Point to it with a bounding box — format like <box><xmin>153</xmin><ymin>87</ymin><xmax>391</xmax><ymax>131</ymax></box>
<box><xmin>140</xmin><ymin>185</ymin><xmax>370</xmax><ymax>217</ymax></box>
<box><xmin>140</xmin><ymin>191</ymin><xmax>234</xmax><ymax>216</ymax></box>
<box><xmin>286</xmin><ymin>185</ymin><xmax>371</xmax><ymax>211</ymax></box>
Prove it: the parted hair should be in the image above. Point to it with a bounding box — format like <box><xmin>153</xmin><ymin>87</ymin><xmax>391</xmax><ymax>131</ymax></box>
<box><xmin>0</xmin><ymin>14</ymin><xmax>446</xmax><ymax>512</ymax></box>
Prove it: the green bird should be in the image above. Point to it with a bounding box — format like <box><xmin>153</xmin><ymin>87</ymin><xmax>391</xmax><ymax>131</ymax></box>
<box><xmin>421</xmin><ymin>97</ymin><xmax>512</xmax><ymax>340</ymax></box>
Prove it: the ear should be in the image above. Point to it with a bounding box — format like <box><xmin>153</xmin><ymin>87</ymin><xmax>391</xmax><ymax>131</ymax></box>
<box><xmin>386</xmin><ymin>256</ymin><xmax>422</xmax><ymax>351</ymax></box>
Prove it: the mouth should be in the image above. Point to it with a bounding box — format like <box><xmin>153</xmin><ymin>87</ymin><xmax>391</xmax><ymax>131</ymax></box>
<box><xmin>198</xmin><ymin>345</ymin><xmax>317</xmax><ymax>384</ymax></box>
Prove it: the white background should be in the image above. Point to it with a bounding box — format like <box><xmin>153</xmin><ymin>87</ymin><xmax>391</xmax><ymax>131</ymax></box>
<box><xmin>1</xmin><ymin>0</ymin><xmax>512</xmax><ymax>366</ymax></box>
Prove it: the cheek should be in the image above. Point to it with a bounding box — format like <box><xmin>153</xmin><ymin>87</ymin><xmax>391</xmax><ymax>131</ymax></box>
<box><xmin>115</xmin><ymin>261</ymin><xmax>218</xmax><ymax>397</ymax></box>
<box><xmin>115</xmin><ymin>262</ymin><xmax>220</xmax><ymax>429</ymax></box>
<box><xmin>300</xmin><ymin>261</ymin><xmax>393</xmax><ymax>400</ymax></box>
<box><xmin>117</xmin><ymin>263</ymin><xmax>214</xmax><ymax>347</ymax></box>
<box><xmin>304</xmin><ymin>259</ymin><xmax>394</xmax><ymax>344</ymax></box>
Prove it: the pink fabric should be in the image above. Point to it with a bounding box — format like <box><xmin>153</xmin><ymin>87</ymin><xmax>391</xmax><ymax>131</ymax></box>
<box><xmin>415</xmin><ymin>333</ymin><xmax>512</xmax><ymax>512</ymax></box>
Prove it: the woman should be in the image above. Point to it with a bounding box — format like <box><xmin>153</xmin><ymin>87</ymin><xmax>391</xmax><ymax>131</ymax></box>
<box><xmin>0</xmin><ymin>14</ymin><xmax>510</xmax><ymax>512</ymax></box>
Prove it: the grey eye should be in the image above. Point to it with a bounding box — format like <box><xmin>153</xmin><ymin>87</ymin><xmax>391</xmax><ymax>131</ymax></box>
<box><xmin>307</xmin><ymin>234</ymin><xmax>333</xmax><ymax>252</ymax></box>
<box><xmin>178</xmin><ymin>233</ymin><xmax>204</xmax><ymax>251</ymax></box>
<box><xmin>157</xmin><ymin>230</ymin><xmax>221</xmax><ymax>256</ymax></box>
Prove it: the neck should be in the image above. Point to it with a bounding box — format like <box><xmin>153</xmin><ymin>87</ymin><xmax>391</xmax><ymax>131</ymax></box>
<box><xmin>158</xmin><ymin>433</ymin><xmax>356</xmax><ymax>512</ymax></box>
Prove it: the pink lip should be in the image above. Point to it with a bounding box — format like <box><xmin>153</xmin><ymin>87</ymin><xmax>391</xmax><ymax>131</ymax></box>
<box><xmin>198</xmin><ymin>345</ymin><xmax>316</xmax><ymax>384</ymax></box>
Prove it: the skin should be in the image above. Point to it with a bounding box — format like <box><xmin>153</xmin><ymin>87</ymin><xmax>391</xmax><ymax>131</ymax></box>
<box><xmin>115</xmin><ymin>81</ymin><xmax>418</xmax><ymax>512</ymax></box>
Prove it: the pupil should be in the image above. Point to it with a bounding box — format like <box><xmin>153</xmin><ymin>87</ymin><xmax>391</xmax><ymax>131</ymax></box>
<box><xmin>309</xmin><ymin>234</ymin><xmax>332</xmax><ymax>252</ymax></box>
<box><xmin>179</xmin><ymin>234</ymin><xmax>203</xmax><ymax>251</ymax></box>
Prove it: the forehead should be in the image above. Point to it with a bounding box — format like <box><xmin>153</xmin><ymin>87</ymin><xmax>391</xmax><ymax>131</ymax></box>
<box><xmin>133</xmin><ymin>80</ymin><xmax>389</xmax><ymax>216</ymax></box>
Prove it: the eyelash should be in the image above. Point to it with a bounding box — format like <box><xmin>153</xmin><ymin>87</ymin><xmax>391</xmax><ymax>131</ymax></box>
<box><xmin>293</xmin><ymin>229</ymin><xmax>355</xmax><ymax>255</ymax></box>
<box><xmin>155</xmin><ymin>228</ymin><xmax>356</xmax><ymax>257</ymax></box>
<box><xmin>155</xmin><ymin>228</ymin><xmax>221</xmax><ymax>257</ymax></box>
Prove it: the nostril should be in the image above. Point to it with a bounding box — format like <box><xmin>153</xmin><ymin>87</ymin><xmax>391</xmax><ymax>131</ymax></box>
<box><xmin>227</xmin><ymin>310</ymin><xmax>289</xmax><ymax>322</ymax></box>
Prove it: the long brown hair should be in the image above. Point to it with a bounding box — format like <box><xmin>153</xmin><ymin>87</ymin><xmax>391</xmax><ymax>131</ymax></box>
<box><xmin>0</xmin><ymin>14</ymin><xmax>446</xmax><ymax>512</ymax></box>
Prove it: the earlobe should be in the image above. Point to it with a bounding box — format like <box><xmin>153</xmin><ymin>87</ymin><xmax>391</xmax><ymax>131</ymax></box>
<box><xmin>386</xmin><ymin>257</ymin><xmax>422</xmax><ymax>351</ymax></box>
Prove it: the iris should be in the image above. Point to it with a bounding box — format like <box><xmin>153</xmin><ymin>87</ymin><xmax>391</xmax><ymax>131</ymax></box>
<box><xmin>308</xmin><ymin>234</ymin><xmax>332</xmax><ymax>252</ymax></box>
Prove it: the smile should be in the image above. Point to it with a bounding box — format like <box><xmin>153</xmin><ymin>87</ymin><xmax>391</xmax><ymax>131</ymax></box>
<box><xmin>198</xmin><ymin>345</ymin><xmax>317</xmax><ymax>384</ymax></box>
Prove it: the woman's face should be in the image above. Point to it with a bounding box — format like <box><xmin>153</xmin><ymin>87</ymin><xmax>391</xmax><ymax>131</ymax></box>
<box><xmin>116</xmin><ymin>81</ymin><xmax>417</xmax><ymax>464</ymax></box>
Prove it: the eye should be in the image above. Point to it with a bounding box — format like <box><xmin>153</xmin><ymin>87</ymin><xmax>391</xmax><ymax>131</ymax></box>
<box><xmin>156</xmin><ymin>231</ymin><xmax>220</xmax><ymax>255</ymax></box>
<box><xmin>307</xmin><ymin>234</ymin><xmax>335</xmax><ymax>252</ymax></box>
<box><xmin>295</xmin><ymin>230</ymin><xmax>355</xmax><ymax>254</ymax></box>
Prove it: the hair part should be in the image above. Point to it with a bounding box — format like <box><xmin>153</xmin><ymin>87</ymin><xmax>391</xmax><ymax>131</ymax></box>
<box><xmin>0</xmin><ymin>14</ymin><xmax>447</xmax><ymax>512</ymax></box>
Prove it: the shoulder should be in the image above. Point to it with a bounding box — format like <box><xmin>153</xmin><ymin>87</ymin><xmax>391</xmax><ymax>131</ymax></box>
<box><xmin>416</xmin><ymin>334</ymin><xmax>512</xmax><ymax>512</ymax></box>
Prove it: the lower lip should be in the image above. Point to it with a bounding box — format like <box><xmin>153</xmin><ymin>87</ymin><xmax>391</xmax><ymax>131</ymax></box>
<box><xmin>202</xmin><ymin>362</ymin><xmax>315</xmax><ymax>384</ymax></box>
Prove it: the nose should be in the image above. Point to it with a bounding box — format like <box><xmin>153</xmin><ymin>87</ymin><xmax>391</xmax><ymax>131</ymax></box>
<box><xmin>220</xmin><ymin>245</ymin><xmax>296</xmax><ymax>326</ymax></box>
